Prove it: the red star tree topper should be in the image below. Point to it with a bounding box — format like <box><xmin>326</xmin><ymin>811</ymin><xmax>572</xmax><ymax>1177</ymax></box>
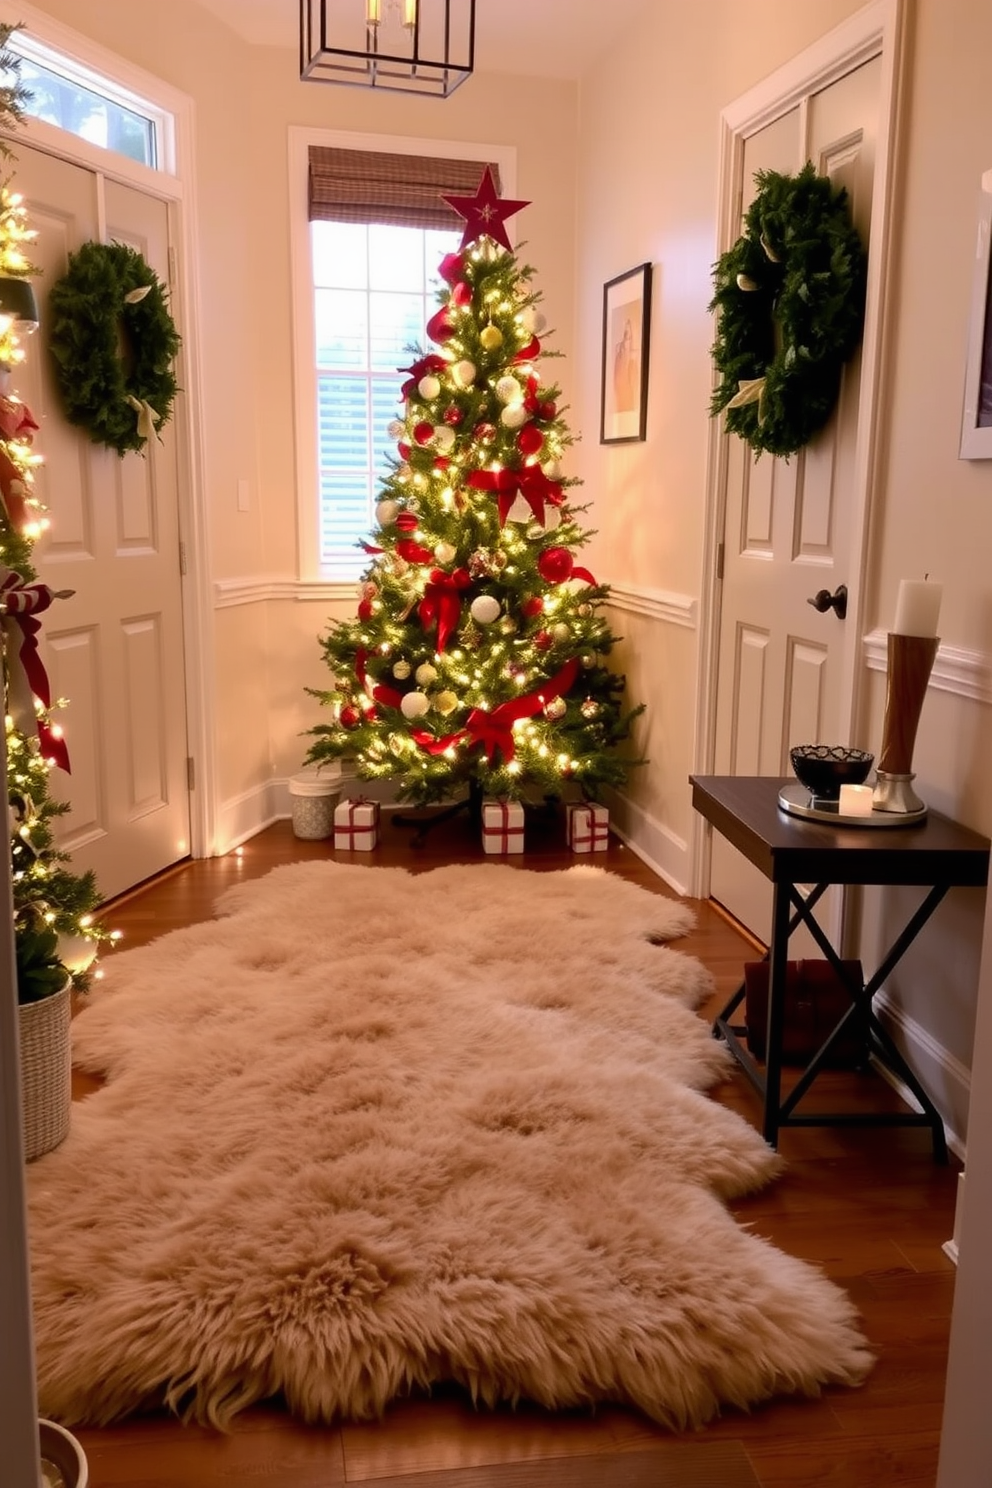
<box><xmin>441</xmin><ymin>166</ymin><xmax>530</xmax><ymax>252</ymax></box>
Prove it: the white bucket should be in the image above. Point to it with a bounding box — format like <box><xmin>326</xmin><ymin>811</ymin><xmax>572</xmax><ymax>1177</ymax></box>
<box><xmin>39</xmin><ymin>1419</ymin><xmax>88</xmax><ymax>1487</ymax></box>
<box><xmin>288</xmin><ymin>764</ymin><xmax>342</xmax><ymax>840</ymax></box>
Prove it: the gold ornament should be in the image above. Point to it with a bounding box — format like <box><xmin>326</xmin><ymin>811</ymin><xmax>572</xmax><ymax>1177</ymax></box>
<box><xmin>392</xmin><ymin>660</ymin><xmax>411</xmax><ymax>680</ymax></box>
<box><xmin>480</xmin><ymin>324</ymin><xmax>503</xmax><ymax>351</ymax></box>
<box><xmin>577</xmin><ymin>603</ymin><xmax>593</xmax><ymax>618</ymax></box>
<box><xmin>552</xmin><ymin>622</ymin><xmax>570</xmax><ymax>643</ymax></box>
<box><xmin>544</xmin><ymin>695</ymin><xmax>567</xmax><ymax>720</ymax></box>
<box><xmin>388</xmin><ymin>732</ymin><xmax>406</xmax><ymax>756</ymax></box>
<box><xmin>415</xmin><ymin>662</ymin><xmax>438</xmax><ymax>686</ymax></box>
<box><xmin>498</xmin><ymin>616</ymin><xmax>518</xmax><ymax>636</ymax></box>
<box><xmin>580</xmin><ymin>697</ymin><xmax>600</xmax><ymax>719</ymax></box>
<box><xmin>581</xmin><ymin>654</ymin><xmax>596</xmax><ymax>668</ymax></box>
<box><xmin>434</xmin><ymin>690</ymin><xmax>459</xmax><ymax>716</ymax></box>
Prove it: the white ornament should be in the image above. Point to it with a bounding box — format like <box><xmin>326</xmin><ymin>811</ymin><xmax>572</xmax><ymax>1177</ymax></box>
<box><xmin>375</xmin><ymin>499</ymin><xmax>400</xmax><ymax>527</ymax></box>
<box><xmin>56</xmin><ymin>932</ymin><xmax>98</xmax><ymax>975</ymax></box>
<box><xmin>451</xmin><ymin>359</ymin><xmax>477</xmax><ymax>388</ymax></box>
<box><xmin>495</xmin><ymin>375</ymin><xmax>521</xmax><ymax>404</ymax></box>
<box><xmin>400</xmin><ymin>691</ymin><xmax>430</xmax><ymax>720</ymax></box>
<box><xmin>470</xmin><ymin>595</ymin><xmax>501</xmax><ymax>625</ymax></box>
<box><xmin>500</xmin><ymin>402</ymin><xmax>529</xmax><ymax>429</ymax></box>
<box><xmin>415</xmin><ymin>662</ymin><xmax>438</xmax><ymax>686</ymax></box>
<box><xmin>418</xmin><ymin>374</ymin><xmax>441</xmax><ymax>401</ymax></box>
<box><xmin>533</xmin><ymin>311</ymin><xmax>547</xmax><ymax>334</ymax></box>
<box><xmin>505</xmin><ymin>494</ymin><xmax>534</xmax><ymax>524</ymax></box>
<box><xmin>434</xmin><ymin>541</ymin><xmax>457</xmax><ymax>565</ymax></box>
<box><xmin>387</xmin><ymin>419</ymin><xmax>406</xmax><ymax>438</ymax></box>
<box><xmin>544</xmin><ymin>504</ymin><xmax>562</xmax><ymax>532</ymax></box>
<box><xmin>517</xmin><ymin>305</ymin><xmax>538</xmax><ymax>334</ymax></box>
<box><xmin>542</xmin><ymin>458</ymin><xmax>562</xmax><ymax>481</ymax></box>
<box><xmin>433</xmin><ymin>425</ymin><xmax>456</xmax><ymax>453</ymax></box>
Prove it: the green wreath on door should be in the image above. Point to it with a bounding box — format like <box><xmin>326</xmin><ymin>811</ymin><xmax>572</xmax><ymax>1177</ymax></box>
<box><xmin>47</xmin><ymin>240</ymin><xmax>181</xmax><ymax>457</ymax></box>
<box><xmin>708</xmin><ymin>163</ymin><xmax>867</xmax><ymax>459</ymax></box>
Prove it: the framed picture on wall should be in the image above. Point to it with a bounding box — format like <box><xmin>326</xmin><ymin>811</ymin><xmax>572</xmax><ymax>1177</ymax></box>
<box><xmin>600</xmin><ymin>262</ymin><xmax>652</xmax><ymax>444</ymax></box>
<box><xmin>960</xmin><ymin>172</ymin><xmax>992</xmax><ymax>459</ymax></box>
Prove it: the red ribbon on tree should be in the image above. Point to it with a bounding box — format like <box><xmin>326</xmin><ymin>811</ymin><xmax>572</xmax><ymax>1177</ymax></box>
<box><xmin>400</xmin><ymin>353</ymin><xmax>447</xmax><ymax>400</ymax></box>
<box><xmin>512</xmin><ymin>336</ymin><xmax>541</xmax><ymax>364</ymax></box>
<box><xmin>355</xmin><ymin>646</ymin><xmax>403</xmax><ymax>711</ymax></box>
<box><xmin>425</xmin><ymin>308</ymin><xmax>455</xmax><ymax>344</ymax></box>
<box><xmin>0</xmin><ymin>567</ymin><xmax>72</xmax><ymax>773</ymax></box>
<box><xmin>0</xmin><ymin>397</ymin><xmax>39</xmax><ymax>441</ymax></box>
<box><xmin>438</xmin><ymin>252</ymin><xmax>464</xmax><ymax>285</ymax></box>
<box><xmin>411</xmin><ymin>727</ymin><xmax>466</xmax><ymax>755</ymax></box>
<box><xmin>467</xmin><ymin>464</ymin><xmax>564</xmax><ymax>527</ymax></box>
<box><xmin>418</xmin><ymin>567</ymin><xmax>471</xmax><ymax>653</ymax></box>
<box><xmin>0</xmin><ymin>447</ymin><xmax>32</xmax><ymax>533</ymax></box>
<box><xmin>395</xmin><ymin>537</ymin><xmax>434</xmax><ymax>565</ymax></box>
<box><xmin>464</xmin><ymin>657</ymin><xmax>580</xmax><ymax>765</ymax></box>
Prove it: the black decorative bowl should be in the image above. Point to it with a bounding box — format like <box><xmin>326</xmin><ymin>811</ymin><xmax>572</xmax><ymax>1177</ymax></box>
<box><xmin>790</xmin><ymin>744</ymin><xmax>875</xmax><ymax>801</ymax></box>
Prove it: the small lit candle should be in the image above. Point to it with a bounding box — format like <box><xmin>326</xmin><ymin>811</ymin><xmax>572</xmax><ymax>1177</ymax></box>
<box><xmin>893</xmin><ymin>578</ymin><xmax>942</xmax><ymax>637</ymax></box>
<box><xmin>839</xmin><ymin>783</ymin><xmax>874</xmax><ymax>817</ymax></box>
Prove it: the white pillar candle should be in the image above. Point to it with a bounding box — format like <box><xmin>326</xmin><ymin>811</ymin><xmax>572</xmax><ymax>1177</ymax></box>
<box><xmin>839</xmin><ymin>783</ymin><xmax>874</xmax><ymax>817</ymax></box>
<box><xmin>893</xmin><ymin>579</ymin><xmax>942</xmax><ymax>636</ymax></box>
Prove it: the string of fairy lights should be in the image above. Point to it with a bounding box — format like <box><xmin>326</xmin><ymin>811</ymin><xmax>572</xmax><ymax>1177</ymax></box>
<box><xmin>0</xmin><ymin>184</ymin><xmax>114</xmax><ymax>988</ymax></box>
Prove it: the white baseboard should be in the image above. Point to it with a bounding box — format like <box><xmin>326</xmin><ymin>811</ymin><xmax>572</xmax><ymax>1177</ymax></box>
<box><xmin>872</xmin><ymin>987</ymin><xmax>969</xmax><ymax>1162</ymax></box>
<box><xmin>603</xmin><ymin>786</ymin><xmax>690</xmax><ymax>896</ymax></box>
<box><xmin>214</xmin><ymin>773</ymin><xmax>401</xmax><ymax>854</ymax></box>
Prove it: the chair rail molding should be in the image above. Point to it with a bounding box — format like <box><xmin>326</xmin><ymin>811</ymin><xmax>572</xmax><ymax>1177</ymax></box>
<box><xmin>864</xmin><ymin>630</ymin><xmax>992</xmax><ymax>705</ymax></box>
<box><xmin>603</xmin><ymin>582</ymin><xmax>697</xmax><ymax>629</ymax></box>
<box><xmin>214</xmin><ymin>577</ymin><xmax>355</xmax><ymax>608</ymax></box>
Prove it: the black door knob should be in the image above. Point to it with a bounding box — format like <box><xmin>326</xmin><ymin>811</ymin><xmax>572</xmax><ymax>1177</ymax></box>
<box><xmin>806</xmin><ymin>583</ymin><xmax>847</xmax><ymax>620</ymax></box>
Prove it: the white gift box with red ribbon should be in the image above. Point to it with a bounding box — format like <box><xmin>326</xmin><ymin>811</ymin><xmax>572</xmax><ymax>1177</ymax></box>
<box><xmin>481</xmin><ymin>798</ymin><xmax>525</xmax><ymax>855</ymax></box>
<box><xmin>567</xmin><ymin>802</ymin><xmax>609</xmax><ymax>853</ymax></box>
<box><xmin>333</xmin><ymin>797</ymin><xmax>379</xmax><ymax>851</ymax></box>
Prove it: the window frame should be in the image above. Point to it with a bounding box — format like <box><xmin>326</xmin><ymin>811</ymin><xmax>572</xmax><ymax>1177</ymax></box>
<box><xmin>8</xmin><ymin>21</ymin><xmax>176</xmax><ymax>177</ymax></box>
<box><xmin>288</xmin><ymin>126</ymin><xmax>517</xmax><ymax>590</ymax></box>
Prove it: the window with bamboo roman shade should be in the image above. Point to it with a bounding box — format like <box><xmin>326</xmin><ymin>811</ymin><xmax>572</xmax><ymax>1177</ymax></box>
<box><xmin>307</xmin><ymin>147</ymin><xmax>500</xmax><ymax>578</ymax></box>
<box><xmin>308</xmin><ymin>147</ymin><xmax>501</xmax><ymax>228</ymax></box>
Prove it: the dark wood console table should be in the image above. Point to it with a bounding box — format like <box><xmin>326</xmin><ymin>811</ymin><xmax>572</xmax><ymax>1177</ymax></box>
<box><xmin>690</xmin><ymin>775</ymin><xmax>991</xmax><ymax>1161</ymax></box>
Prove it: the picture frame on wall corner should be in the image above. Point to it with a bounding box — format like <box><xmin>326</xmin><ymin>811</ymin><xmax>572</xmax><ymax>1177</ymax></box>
<box><xmin>959</xmin><ymin>170</ymin><xmax>992</xmax><ymax>459</ymax></box>
<box><xmin>600</xmin><ymin>262</ymin><xmax>652</xmax><ymax>444</ymax></box>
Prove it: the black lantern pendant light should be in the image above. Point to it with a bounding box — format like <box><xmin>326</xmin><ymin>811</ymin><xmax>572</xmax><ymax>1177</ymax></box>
<box><xmin>300</xmin><ymin>0</ymin><xmax>475</xmax><ymax>97</ymax></box>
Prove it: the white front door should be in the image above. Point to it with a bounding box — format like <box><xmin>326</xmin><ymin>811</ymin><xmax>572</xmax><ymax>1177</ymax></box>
<box><xmin>15</xmin><ymin>142</ymin><xmax>190</xmax><ymax>902</ymax></box>
<box><xmin>710</xmin><ymin>52</ymin><xmax>883</xmax><ymax>941</ymax></box>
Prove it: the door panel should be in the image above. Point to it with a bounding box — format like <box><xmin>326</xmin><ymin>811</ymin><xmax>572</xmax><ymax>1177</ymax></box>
<box><xmin>14</xmin><ymin>143</ymin><xmax>189</xmax><ymax>901</ymax></box>
<box><xmin>711</xmin><ymin>57</ymin><xmax>882</xmax><ymax>943</ymax></box>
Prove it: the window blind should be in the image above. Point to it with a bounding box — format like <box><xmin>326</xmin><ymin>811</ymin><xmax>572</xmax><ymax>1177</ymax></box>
<box><xmin>308</xmin><ymin>147</ymin><xmax>501</xmax><ymax>229</ymax></box>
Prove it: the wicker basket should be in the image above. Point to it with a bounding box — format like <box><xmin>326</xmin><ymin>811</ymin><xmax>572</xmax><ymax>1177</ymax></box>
<box><xmin>18</xmin><ymin>979</ymin><xmax>72</xmax><ymax>1162</ymax></box>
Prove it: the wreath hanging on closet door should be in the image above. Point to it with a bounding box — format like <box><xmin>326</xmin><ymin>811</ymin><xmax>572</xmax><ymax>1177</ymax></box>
<box><xmin>708</xmin><ymin>163</ymin><xmax>867</xmax><ymax>459</ymax></box>
<box><xmin>47</xmin><ymin>240</ymin><xmax>181</xmax><ymax>457</ymax></box>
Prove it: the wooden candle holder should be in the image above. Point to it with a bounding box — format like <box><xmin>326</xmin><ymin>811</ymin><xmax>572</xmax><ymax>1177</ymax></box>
<box><xmin>874</xmin><ymin>634</ymin><xmax>938</xmax><ymax>813</ymax></box>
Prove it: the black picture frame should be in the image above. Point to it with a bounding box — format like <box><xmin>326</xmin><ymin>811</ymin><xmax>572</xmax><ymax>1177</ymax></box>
<box><xmin>600</xmin><ymin>262</ymin><xmax>651</xmax><ymax>444</ymax></box>
<box><xmin>960</xmin><ymin>176</ymin><xmax>992</xmax><ymax>459</ymax></box>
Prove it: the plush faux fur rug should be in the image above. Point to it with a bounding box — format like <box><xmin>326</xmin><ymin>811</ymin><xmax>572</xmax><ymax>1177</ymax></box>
<box><xmin>27</xmin><ymin>861</ymin><xmax>871</xmax><ymax>1428</ymax></box>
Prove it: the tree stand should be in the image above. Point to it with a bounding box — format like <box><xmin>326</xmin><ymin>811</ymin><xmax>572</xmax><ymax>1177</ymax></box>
<box><xmin>392</xmin><ymin>779</ymin><xmax>484</xmax><ymax>848</ymax></box>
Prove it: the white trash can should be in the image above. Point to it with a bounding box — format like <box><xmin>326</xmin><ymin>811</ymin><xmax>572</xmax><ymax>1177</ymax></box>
<box><xmin>288</xmin><ymin>764</ymin><xmax>342</xmax><ymax>840</ymax></box>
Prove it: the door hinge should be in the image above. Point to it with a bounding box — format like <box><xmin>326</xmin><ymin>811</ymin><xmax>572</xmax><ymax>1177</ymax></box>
<box><xmin>179</xmin><ymin>539</ymin><xmax>187</xmax><ymax>576</ymax></box>
<box><xmin>716</xmin><ymin>541</ymin><xmax>725</xmax><ymax>581</ymax></box>
<box><xmin>186</xmin><ymin>756</ymin><xmax>195</xmax><ymax>791</ymax></box>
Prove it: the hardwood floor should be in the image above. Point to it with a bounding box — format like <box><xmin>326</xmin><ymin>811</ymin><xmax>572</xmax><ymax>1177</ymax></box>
<box><xmin>67</xmin><ymin>812</ymin><xmax>958</xmax><ymax>1488</ymax></box>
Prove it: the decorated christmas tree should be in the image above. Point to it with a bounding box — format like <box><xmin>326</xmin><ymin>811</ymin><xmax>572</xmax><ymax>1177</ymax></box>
<box><xmin>306</xmin><ymin>170</ymin><xmax>643</xmax><ymax>812</ymax></box>
<box><xmin>0</xmin><ymin>35</ymin><xmax>109</xmax><ymax>998</ymax></box>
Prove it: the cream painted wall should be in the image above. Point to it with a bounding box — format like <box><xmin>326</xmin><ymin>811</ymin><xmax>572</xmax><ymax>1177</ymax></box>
<box><xmin>573</xmin><ymin>0</ymin><xmax>992</xmax><ymax>1139</ymax></box>
<box><xmin>573</xmin><ymin>0</ymin><xmax>865</xmax><ymax>860</ymax></box>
